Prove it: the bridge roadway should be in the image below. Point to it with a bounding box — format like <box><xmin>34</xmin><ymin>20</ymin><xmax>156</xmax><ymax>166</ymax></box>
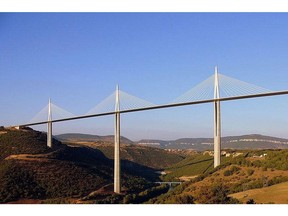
<box><xmin>15</xmin><ymin>89</ymin><xmax>288</xmax><ymax>127</ymax></box>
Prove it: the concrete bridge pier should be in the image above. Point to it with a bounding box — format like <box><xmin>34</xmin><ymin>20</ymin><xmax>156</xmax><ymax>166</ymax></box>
<box><xmin>114</xmin><ymin>85</ymin><xmax>121</xmax><ymax>193</ymax></box>
<box><xmin>47</xmin><ymin>98</ymin><xmax>53</xmax><ymax>148</ymax></box>
<box><xmin>214</xmin><ymin>67</ymin><xmax>221</xmax><ymax>168</ymax></box>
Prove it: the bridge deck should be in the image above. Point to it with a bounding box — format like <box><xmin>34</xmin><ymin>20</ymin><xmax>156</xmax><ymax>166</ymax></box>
<box><xmin>15</xmin><ymin>90</ymin><xmax>288</xmax><ymax>127</ymax></box>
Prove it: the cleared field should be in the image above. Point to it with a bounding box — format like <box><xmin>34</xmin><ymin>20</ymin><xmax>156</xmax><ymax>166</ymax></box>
<box><xmin>230</xmin><ymin>181</ymin><xmax>288</xmax><ymax>204</ymax></box>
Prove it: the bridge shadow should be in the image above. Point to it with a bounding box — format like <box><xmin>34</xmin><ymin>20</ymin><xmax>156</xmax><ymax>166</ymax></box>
<box><xmin>121</xmin><ymin>159</ymin><xmax>161</xmax><ymax>182</ymax></box>
<box><xmin>202</xmin><ymin>161</ymin><xmax>214</xmax><ymax>174</ymax></box>
<box><xmin>50</xmin><ymin>144</ymin><xmax>161</xmax><ymax>182</ymax></box>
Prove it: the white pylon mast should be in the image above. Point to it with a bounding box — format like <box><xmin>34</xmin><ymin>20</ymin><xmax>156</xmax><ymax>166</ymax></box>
<box><xmin>114</xmin><ymin>85</ymin><xmax>121</xmax><ymax>193</ymax></box>
<box><xmin>214</xmin><ymin>66</ymin><xmax>221</xmax><ymax>168</ymax></box>
<box><xmin>47</xmin><ymin>98</ymin><xmax>53</xmax><ymax>148</ymax></box>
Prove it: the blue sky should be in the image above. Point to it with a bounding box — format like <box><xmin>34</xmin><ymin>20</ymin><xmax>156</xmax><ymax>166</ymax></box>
<box><xmin>1</xmin><ymin>13</ymin><xmax>288</xmax><ymax>140</ymax></box>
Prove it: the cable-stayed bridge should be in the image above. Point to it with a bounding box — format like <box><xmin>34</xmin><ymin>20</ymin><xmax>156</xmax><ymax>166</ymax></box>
<box><xmin>8</xmin><ymin>67</ymin><xmax>288</xmax><ymax>193</ymax></box>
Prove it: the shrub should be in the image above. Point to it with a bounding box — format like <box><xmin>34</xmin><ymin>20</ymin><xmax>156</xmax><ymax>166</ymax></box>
<box><xmin>94</xmin><ymin>194</ymin><xmax>124</xmax><ymax>204</ymax></box>
<box><xmin>262</xmin><ymin>166</ymin><xmax>268</xmax><ymax>171</ymax></box>
<box><xmin>223</xmin><ymin>166</ymin><xmax>240</xmax><ymax>176</ymax></box>
<box><xmin>173</xmin><ymin>194</ymin><xmax>194</xmax><ymax>204</ymax></box>
<box><xmin>231</xmin><ymin>166</ymin><xmax>240</xmax><ymax>173</ymax></box>
<box><xmin>247</xmin><ymin>169</ymin><xmax>254</xmax><ymax>176</ymax></box>
<box><xmin>224</xmin><ymin>170</ymin><xmax>233</xmax><ymax>176</ymax></box>
<box><xmin>246</xmin><ymin>199</ymin><xmax>256</xmax><ymax>204</ymax></box>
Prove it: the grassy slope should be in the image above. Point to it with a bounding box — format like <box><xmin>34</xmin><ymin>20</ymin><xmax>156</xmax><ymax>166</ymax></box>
<box><xmin>148</xmin><ymin>150</ymin><xmax>288</xmax><ymax>204</ymax></box>
<box><xmin>230</xmin><ymin>181</ymin><xmax>288</xmax><ymax>204</ymax></box>
<box><xmin>163</xmin><ymin>154</ymin><xmax>232</xmax><ymax>181</ymax></box>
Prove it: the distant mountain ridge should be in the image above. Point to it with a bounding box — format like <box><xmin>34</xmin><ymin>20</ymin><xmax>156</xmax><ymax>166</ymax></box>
<box><xmin>137</xmin><ymin>134</ymin><xmax>288</xmax><ymax>150</ymax></box>
<box><xmin>56</xmin><ymin>133</ymin><xmax>288</xmax><ymax>151</ymax></box>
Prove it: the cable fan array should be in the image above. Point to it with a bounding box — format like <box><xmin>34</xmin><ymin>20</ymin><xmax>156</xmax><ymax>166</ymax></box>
<box><xmin>173</xmin><ymin>74</ymin><xmax>215</xmax><ymax>103</ymax></box>
<box><xmin>28</xmin><ymin>72</ymin><xmax>273</xmax><ymax>123</ymax></box>
<box><xmin>173</xmin><ymin>73</ymin><xmax>272</xmax><ymax>104</ymax></box>
<box><xmin>218</xmin><ymin>73</ymin><xmax>271</xmax><ymax>98</ymax></box>
<box><xmin>86</xmin><ymin>90</ymin><xmax>156</xmax><ymax>115</ymax></box>
<box><xmin>29</xmin><ymin>103</ymin><xmax>76</xmax><ymax>123</ymax></box>
<box><xmin>29</xmin><ymin>90</ymin><xmax>155</xmax><ymax>123</ymax></box>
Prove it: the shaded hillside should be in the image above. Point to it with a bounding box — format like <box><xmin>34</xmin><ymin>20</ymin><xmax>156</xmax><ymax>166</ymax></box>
<box><xmin>0</xmin><ymin>129</ymin><xmax>159</xmax><ymax>203</ymax></box>
<box><xmin>0</xmin><ymin>129</ymin><xmax>113</xmax><ymax>203</ymax></box>
<box><xmin>66</xmin><ymin>142</ymin><xmax>185</xmax><ymax>170</ymax></box>
<box><xmin>0</xmin><ymin>159</ymin><xmax>111</xmax><ymax>203</ymax></box>
<box><xmin>56</xmin><ymin>133</ymin><xmax>134</xmax><ymax>144</ymax></box>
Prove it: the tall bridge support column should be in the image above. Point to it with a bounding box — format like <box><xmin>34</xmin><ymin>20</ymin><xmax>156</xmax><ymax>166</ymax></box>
<box><xmin>214</xmin><ymin>100</ymin><xmax>221</xmax><ymax>167</ymax></box>
<box><xmin>47</xmin><ymin>98</ymin><xmax>53</xmax><ymax>148</ymax></box>
<box><xmin>47</xmin><ymin>121</ymin><xmax>52</xmax><ymax>148</ymax></box>
<box><xmin>214</xmin><ymin>67</ymin><xmax>221</xmax><ymax>168</ymax></box>
<box><xmin>114</xmin><ymin>85</ymin><xmax>121</xmax><ymax>193</ymax></box>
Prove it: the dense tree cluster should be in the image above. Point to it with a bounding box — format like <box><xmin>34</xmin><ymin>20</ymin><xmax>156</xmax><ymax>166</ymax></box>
<box><xmin>123</xmin><ymin>184</ymin><xmax>169</xmax><ymax>204</ymax></box>
<box><xmin>197</xmin><ymin>183</ymin><xmax>239</xmax><ymax>204</ymax></box>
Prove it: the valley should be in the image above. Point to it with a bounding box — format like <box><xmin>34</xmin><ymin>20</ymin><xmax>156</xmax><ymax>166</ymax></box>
<box><xmin>1</xmin><ymin>127</ymin><xmax>288</xmax><ymax>204</ymax></box>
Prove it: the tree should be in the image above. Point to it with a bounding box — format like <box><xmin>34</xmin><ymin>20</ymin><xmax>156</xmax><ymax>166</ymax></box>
<box><xmin>246</xmin><ymin>199</ymin><xmax>256</xmax><ymax>204</ymax></box>
<box><xmin>224</xmin><ymin>170</ymin><xmax>233</xmax><ymax>176</ymax></box>
<box><xmin>197</xmin><ymin>183</ymin><xmax>239</xmax><ymax>204</ymax></box>
<box><xmin>246</xmin><ymin>169</ymin><xmax>254</xmax><ymax>176</ymax></box>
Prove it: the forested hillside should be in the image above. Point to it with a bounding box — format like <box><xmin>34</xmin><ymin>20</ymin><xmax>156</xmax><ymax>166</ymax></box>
<box><xmin>0</xmin><ymin>128</ymin><xmax>158</xmax><ymax>203</ymax></box>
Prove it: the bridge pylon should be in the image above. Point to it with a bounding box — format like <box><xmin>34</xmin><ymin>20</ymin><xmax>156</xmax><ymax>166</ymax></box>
<box><xmin>47</xmin><ymin>98</ymin><xmax>53</xmax><ymax>148</ymax></box>
<box><xmin>214</xmin><ymin>66</ymin><xmax>221</xmax><ymax>168</ymax></box>
<box><xmin>114</xmin><ymin>85</ymin><xmax>121</xmax><ymax>193</ymax></box>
